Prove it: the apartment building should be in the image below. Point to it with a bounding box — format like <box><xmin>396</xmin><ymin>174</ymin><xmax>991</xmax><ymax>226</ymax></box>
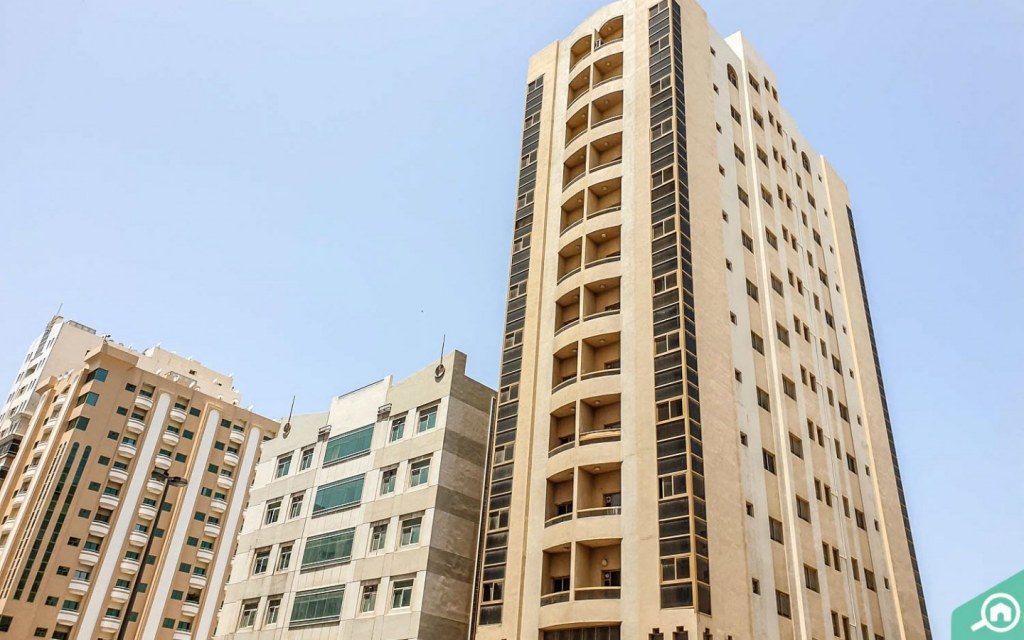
<box><xmin>0</xmin><ymin>316</ymin><xmax>103</xmax><ymax>485</ymax></box>
<box><xmin>473</xmin><ymin>2</ymin><xmax>930</xmax><ymax>639</ymax></box>
<box><xmin>0</xmin><ymin>335</ymin><xmax>276</xmax><ymax>639</ymax></box>
<box><xmin>217</xmin><ymin>351</ymin><xmax>494</xmax><ymax>640</ymax></box>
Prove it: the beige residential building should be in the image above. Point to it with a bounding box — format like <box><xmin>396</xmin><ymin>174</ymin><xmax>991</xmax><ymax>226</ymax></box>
<box><xmin>0</xmin><ymin>333</ymin><xmax>276</xmax><ymax>639</ymax></box>
<box><xmin>216</xmin><ymin>351</ymin><xmax>494</xmax><ymax>640</ymax></box>
<box><xmin>0</xmin><ymin>316</ymin><xmax>103</xmax><ymax>485</ymax></box>
<box><xmin>473</xmin><ymin>2</ymin><xmax>930</xmax><ymax>639</ymax></box>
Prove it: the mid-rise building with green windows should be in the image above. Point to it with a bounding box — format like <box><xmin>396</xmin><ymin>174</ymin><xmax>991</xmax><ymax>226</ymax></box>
<box><xmin>216</xmin><ymin>351</ymin><xmax>494</xmax><ymax>639</ymax></box>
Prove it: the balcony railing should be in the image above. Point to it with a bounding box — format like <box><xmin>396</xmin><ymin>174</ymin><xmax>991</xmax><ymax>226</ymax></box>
<box><xmin>544</xmin><ymin>512</ymin><xmax>573</xmax><ymax>528</ymax></box>
<box><xmin>575</xmin><ymin>586</ymin><xmax>621</xmax><ymax>600</ymax></box>
<box><xmin>540</xmin><ymin>591</ymin><xmax>571</xmax><ymax>606</ymax></box>
<box><xmin>579</xmin><ymin>427</ymin><xmax>621</xmax><ymax>445</ymax></box>
<box><xmin>548</xmin><ymin>439</ymin><xmax>575</xmax><ymax>457</ymax></box>
<box><xmin>577</xmin><ymin>506</ymin><xmax>622</xmax><ymax>519</ymax></box>
<box><xmin>580</xmin><ymin>367</ymin><xmax>620</xmax><ymax>381</ymax></box>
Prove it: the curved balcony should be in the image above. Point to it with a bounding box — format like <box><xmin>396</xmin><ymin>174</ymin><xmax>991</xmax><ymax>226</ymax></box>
<box><xmin>129</xmin><ymin>531</ymin><xmax>149</xmax><ymax>547</ymax></box>
<box><xmin>540</xmin><ymin>591</ymin><xmax>570</xmax><ymax>607</ymax></box>
<box><xmin>169</xmin><ymin>407</ymin><xmax>187</xmax><ymax>423</ymax></box>
<box><xmin>189</xmin><ymin>574</ymin><xmax>207</xmax><ymax>589</ymax></box>
<box><xmin>120</xmin><ymin>558</ymin><xmax>141</xmax><ymax>575</ymax></box>
<box><xmin>229</xmin><ymin>430</ymin><xmax>245</xmax><ymax>445</ymax></box>
<box><xmin>68</xmin><ymin>578</ymin><xmax>90</xmax><ymax>595</ymax></box>
<box><xmin>181</xmin><ymin>601</ymin><xmax>200</xmax><ymax>617</ymax></box>
<box><xmin>146</xmin><ymin>478</ymin><xmax>164</xmax><ymax>494</ymax></box>
<box><xmin>99</xmin><ymin>494</ymin><xmax>120</xmax><ymax>510</ymax></box>
<box><xmin>0</xmin><ymin>520</ymin><xmax>13</xmax><ymax>535</ymax></box>
<box><xmin>89</xmin><ymin>520</ymin><xmax>111</xmax><ymax>537</ymax></box>
<box><xmin>79</xmin><ymin>549</ymin><xmax>100</xmax><ymax>566</ymax></box>
<box><xmin>537</xmin><ymin>590</ymin><xmax>622</xmax><ymax>630</ymax></box>
<box><xmin>134</xmin><ymin>394</ymin><xmax>153</xmax><ymax>410</ymax></box>
<box><xmin>162</xmin><ymin>431</ymin><xmax>180</xmax><ymax>447</ymax></box>
<box><xmin>56</xmin><ymin>610</ymin><xmax>80</xmax><ymax>626</ymax></box>
<box><xmin>111</xmin><ymin>587</ymin><xmax>130</xmax><ymax>603</ymax></box>
<box><xmin>173</xmin><ymin>632</ymin><xmax>193</xmax><ymax>640</ymax></box>
<box><xmin>196</xmin><ymin>548</ymin><xmax>214</xmax><ymax>563</ymax></box>
<box><xmin>23</xmin><ymin>464</ymin><xmax>38</xmax><ymax>480</ymax></box>
<box><xmin>203</xmin><ymin>523</ymin><xmax>221</xmax><ymax>538</ymax></box>
<box><xmin>126</xmin><ymin>418</ymin><xmax>145</xmax><ymax>434</ymax></box>
<box><xmin>154</xmin><ymin>454</ymin><xmax>172</xmax><ymax>470</ymax></box>
<box><xmin>120</xmin><ymin>552</ymin><xmax>141</xmax><ymax>573</ymax></box>
<box><xmin>575</xmin><ymin>586</ymin><xmax>621</xmax><ymax>600</ymax></box>
<box><xmin>216</xmin><ymin>475</ymin><xmax>233</xmax><ymax>490</ymax></box>
<box><xmin>138</xmin><ymin>504</ymin><xmax>158</xmax><ymax>520</ymax></box>
<box><xmin>108</xmin><ymin>467</ymin><xmax>129</xmax><ymax>483</ymax></box>
<box><xmin>117</xmin><ymin>442</ymin><xmax>137</xmax><ymax>458</ymax></box>
<box><xmin>222</xmin><ymin>452</ymin><xmax>239</xmax><ymax>467</ymax></box>
<box><xmin>99</xmin><ymin>617</ymin><xmax>120</xmax><ymax>633</ymax></box>
<box><xmin>54</xmin><ymin>393</ymin><xmax>68</xmax><ymax>406</ymax></box>
<box><xmin>210</xmin><ymin>498</ymin><xmax>227</xmax><ymax>514</ymax></box>
<box><xmin>33</xmin><ymin>439</ymin><xmax>48</xmax><ymax>453</ymax></box>
<box><xmin>11</xmin><ymin>492</ymin><xmax>26</xmax><ymax>507</ymax></box>
<box><xmin>42</xmin><ymin>417</ymin><xmax>58</xmax><ymax>433</ymax></box>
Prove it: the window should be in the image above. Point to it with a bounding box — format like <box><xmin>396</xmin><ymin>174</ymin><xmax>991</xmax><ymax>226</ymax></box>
<box><xmin>253</xmin><ymin>548</ymin><xmax>271</xmax><ymax>574</ymax></box>
<box><xmin>762</xmin><ymin>449</ymin><xmax>776</xmax><ymax>474</ymax></box>
<box><xmin>776</xmin><ymin>323</ymin><xmax>789</xmax><ymax>345</ymax></box>
<box><xmin>417</xmin><ymin>405</ymin><xmax>438</xmax><ymax>433</ymax></box>
<box><xmin>482</xmin><ymin>579</ymin><xmax>504</xmax><ymax>603</ymax></box>
<box><xmin>301</xmin><ymin>529</ymin><xmax>355</xmax><ymax>568</ymax></box>
<box><xmin>389</xmin><ymin>416</ymin><xmax>406</xmax><ymax>442</ymax></box>
<box><xmin>265</xmin><ymin>597</ymin><xmax>281</xmax><ymax>625</ymax></box>
<box><xmin>289</xmin><ymin>492</ymin><xmax>304</xmax><ymax>519</ymax></box>
<box><xmin>757</xmin><ymin>387</ymin><xmax>771</xmax><ymax>412</ymax></box>
<box><xmin>400</xmin><ymin>516</ymin><xmax>422</xmax><ymax>547</ymax></box>
<box><xmin>751</xmin><ymin>332</ymin><xmax>764</xmax><ymax>354</ymax></box>
<box><xmin>265</xmin><ymin>500</ymin><xmax>281</xmax><ymax>525</ymax></box>
<box><xmin>84</xmin><ymin>368</ymin><xmax>108</xmax><ymax>383</ymax></box>
<box><xmin>789</xmin><ymin>433</ymin><xmax>803</xmax><ymax>458</ymax></box>
<box><xmin>290</xmin><ymin>587</ymin><xmax>345</xmax><ymax>624</ymax></box>
<box><xmin>369</xmin><ymin>522</ymin><xmax>388</xmax><ymax>552</ymax></box>
<box><xmin>275</xmin><ymin>454</ymin><xmax>292</xmax><ymax>479</ymax></box>
<box><xmin>299</xmin><ymin>447</ymin><xmax>314</xmax><ymax>471</ymax></box>
<box><xmin>75</xmin><ymin>392</ymin><xmax>99</xmax><ymax>407</ymax></box>
<box><xmin>360</xmin><ymin>584</ymin><xmax>378</xmax><ymax>613</ymax></box>
<box><xmin>769</xmin><ymin>517</ymin><xmax>784</xmax><ymax>544</ymax></box>
<box><xmin>238</xmin><ymin>600</ymin><xmax>257</xmax><ymax>628</ymax></box>
<box><xmin>782</xmin><ymin>376</ymin><xmax>796</xmax><ymax>399</ymax></box>
<box><xmin>409</xmin><ymin>458</ymin><xmax>430</xmax><ymax>488</ymax></box>
<box><xmin>796</xmin><ymin>496</ymin><xmax>811</xmax><ymax>522</ymax></box>
<box><xmin>380</xmin><ymin>467</ymin><xmax>397</xmax><ymax>495</ymax></box>
<box><xmin>746</xmin><ymin>279</ymin><xmax>759</xmax><ymax>301</ymax></box>
<box><xmin>865</xmin><ymin>569</ymin><xmax>877</xmax><ymax>591</ymax></box>
<box><xmin>391</xmin><ymin>579</ymin><xmax>414</xmax><ymax>609</ymax></box>
<box><xmin>312</xmin><ymin>475</ymin><xmax>365</xmax><ymax>514</ymax></box>
<box><xmin>776</xmin><ymin>590</ymin><xmax>791</xmax><ymax>618</ymax></box>
<box><xmin>277</xmin><ymin>544</ymin><xmax>292</xmax><ymax>571</ymax></box>
<box><xmin>323</xmin><ymin>425</ymin><xmax>374</xmax><ymax>464</ymax></box>
<box><xmin>803</xmin><ymin>564</ymin><xmax>820</xmax><ymax>592</ymax></box>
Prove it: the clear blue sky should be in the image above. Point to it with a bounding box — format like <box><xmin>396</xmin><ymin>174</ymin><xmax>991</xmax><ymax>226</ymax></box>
<box><xmin>1</xmin><ymin>1</ymin><xmax>1020</xmax><ymax>636</ymax></box>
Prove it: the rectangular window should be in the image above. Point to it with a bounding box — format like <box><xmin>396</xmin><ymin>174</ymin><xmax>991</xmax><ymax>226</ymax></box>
<box><xmin>769</xmin><ymin>517</ymin><xmax>784</xmax><ymax>544</ymax></box>
<box><xmin>76</xmin><ymin>392</ymin><xmax>99</xmax><ymax>407</ymax></box>
<box><xmin>84</xmin><ymin>368</ymin><xmax>108</xmax><ymax>383</ymax></box>
<box><xmin>289</xmin><ymin>492</ymin><xmax>304</xmax><ymax>519</ymax></box>
<box><xmin>416</xmin><ymin>405</ymin><xmax>438</xmax><ymax>433</ymax></box>
<box><xmin>796</xmin><ymin>496</ymin><xmax>811</xmax><ymax>522</ymax></box>
<box><xmin>409</xmin><ymin>458</ymin><xmax>430</xmax><ymax>488</ymax></box>
<box><xmin>763</xmin><ymin>449</ymin><xmax>776</xmax><ymax>474</ymax></box>
<box><xmin>369</xmin><ymin>522</ymin><xmax>388</xmax><ymax>552</ymax></box>
<box><xmin>265</xmin><ymin>500</ymin><xmax>281</xmax><ymax>525</ymax></box>
<box><xmin>301</xmin><ymin>529</ymin><xmax>355</xmax><ymax>568</ymax></box>
<box><xmin>389</xmin><ymin>416</ymin><xmax>406</xmax><ymax>442</ymax></box>
<box><xmin>323</xmin><ymin>425</ymin><xmax>374</xmax><ymax>465</ymax></box>
<box><xmin>275</xmin><ymin>455</ymin><xmax>292</xmax><ymax>479</ymax></box>
<box><xmin>380</xmin><ymin>468</ymin><xmax>397</xmax><ymax>495</ymax></box>
<box><xmin>265</xmin><ymin>597</ymin><xmax>281</xmax><ymax>625</ymax></box>
<box><xmin>390</xmin><ymin>579</ymin><xmax>413</xmax><ymax>609</ymax></box>
<box><xmin>360</xmin><ymin>584</ymin><xmax>378</xmax><ymax>613</ymax></box>
<box><xmin>277</xmin><ymin>544</ymin><xmax>292</xmax><ymax>571</ymax></box>
<box><xmin>239</xmin><ymin>601</ymin><xmax>258</xmax><ymax>628</ymax></box>
<box><xmin>757</xmin><ymin>387</ymin><xmax>771</xmax><ymax>412</ymax></box>
<box><xmin>789</xmin><ymin>433</ymin><xmax>803</xmax><ymax>458</ymax></box>
<box><xmin>290</xmin><ymin>587</ymin><xmax>345</xmax><ymax>624</ymax></box>
<box><xmin>312</xmin><ymin>475</ymin><xmax>365</xmax><ymax>514</ymax></box>
<box><xmin>776</xmin><ymin>590</ymin><xmax>791</xmax><ymax>618</ymax></box>
<box><xmin>400</xmin><ymin>516</ymin><xmax>422</xmax><ymax>547</ymax></box>
<box><xmin>299</xmin><ymin>446</ymin><xmax>314</xmax><ymax>471</ymax></box>
<box><xmin>252</xmin><ymin>548</ymin><xmax>270</xmax><ymax>574</ymax></box>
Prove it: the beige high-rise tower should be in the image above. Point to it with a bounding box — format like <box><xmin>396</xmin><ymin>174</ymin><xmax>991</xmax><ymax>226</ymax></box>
<box><xmin>472</xmin><ymin>1</ymin><xmax>930</xmax><ymax>639</ymax></box>
<box><xmin>0</xmin><ymin>331</ymin><xmax>276</xmax><ymax>639</ymax></box>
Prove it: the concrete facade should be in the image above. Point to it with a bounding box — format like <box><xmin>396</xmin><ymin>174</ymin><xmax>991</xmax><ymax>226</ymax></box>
<box><xmin>216</xmin><ymin>351</ymin><xmax>494</xmax><ymax>640</ymax></box>
<box><xmin>0</xmin><ymin>334</ymin><xmax>276</xmax><ymax>639</ymax></box>
<box><xmin>473</xmin><ymin>2</ymin><xmax>931</xmax><ymax>639</ymax></box>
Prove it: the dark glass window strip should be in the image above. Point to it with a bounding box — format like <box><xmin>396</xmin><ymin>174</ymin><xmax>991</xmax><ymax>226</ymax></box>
<box><xmin>845</xmin><ymin>205</ymin><xmax>931</xmax><ymax>638</ymax></box>
<box><xmin>28</xmin><ymin>446</ymin><xmax>90</xmax><ymax>601</ymax></box>
<box><xmin>648</xmin><ymin>0</ymin><xmax>710</xmax><ymax>614</ymax></box>
<box><xmin>475</xmin><ymin>74</ymin><xmax>545</xmax><ymax>628</ymax></box>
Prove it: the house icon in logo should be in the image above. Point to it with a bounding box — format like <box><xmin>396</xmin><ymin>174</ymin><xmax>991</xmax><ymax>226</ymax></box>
<box><xmin>988</xmin><ymin>601</ymin><xmax>1014</xmax><ymax>624</ymax></box>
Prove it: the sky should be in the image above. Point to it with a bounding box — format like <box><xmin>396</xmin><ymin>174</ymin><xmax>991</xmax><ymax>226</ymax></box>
<box><xmin>1</xmin><ymin>1</ymin><xmax>1021</xmax><ymax>637</ymax></box>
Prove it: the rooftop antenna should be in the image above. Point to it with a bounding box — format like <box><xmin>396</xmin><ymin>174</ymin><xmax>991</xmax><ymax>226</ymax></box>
<box><xmin>434</xmin><ymin>334</ymin><xmax>446</xmax><ymax>380</ymax></box>
<box><xmin>282</xmin><ymin>395</ymin><xmax>295</xmax><ymax>438</ymax></box>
